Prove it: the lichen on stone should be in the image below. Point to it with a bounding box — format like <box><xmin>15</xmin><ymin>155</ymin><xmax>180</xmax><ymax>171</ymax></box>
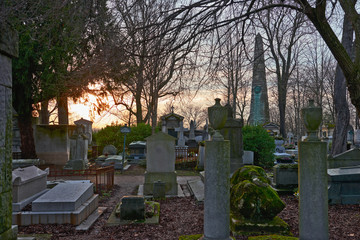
<box><xmin>230</xmin><ymin>166</ymin><xmax>285</xmax><ymax>221</ymax></box>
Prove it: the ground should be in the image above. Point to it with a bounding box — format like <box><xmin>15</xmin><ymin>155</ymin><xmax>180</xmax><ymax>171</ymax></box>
<box><xmin>18</xmin><ymin>165</ymin><xmax>360</xmax><ymax>240</ymax></box>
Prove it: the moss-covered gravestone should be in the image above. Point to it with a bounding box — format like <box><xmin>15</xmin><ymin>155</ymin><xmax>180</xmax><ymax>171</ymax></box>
<box><xmin>0</xmin><ymin>22</ymin><xmax>18</xmax><ymax>240</ymax></box>
<box><xmin>230</xmin><ymin>166</ymin><xmax>290</xmax><ymax>236</ymax></box>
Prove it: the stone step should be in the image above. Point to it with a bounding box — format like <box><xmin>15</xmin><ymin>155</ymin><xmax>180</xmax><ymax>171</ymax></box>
<box><xmin>187</xmin><ymin>179</ymin><xmax>204</xmax><ymax>202</ymax></box>
<box><xmin>75</xmin><ymin>207</ymin><xmax>107</xmax><ymax>231</ymax></box>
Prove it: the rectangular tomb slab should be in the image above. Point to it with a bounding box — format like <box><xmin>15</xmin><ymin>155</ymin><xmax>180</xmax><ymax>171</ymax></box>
<box><xmin>32</xmin><ymin>182</ymin><xmax>94</xmax><ymax>212</ymax></box>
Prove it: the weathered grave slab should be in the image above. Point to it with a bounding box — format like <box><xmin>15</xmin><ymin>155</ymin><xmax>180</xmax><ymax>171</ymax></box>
<box><xmin>328</xmin><ymin>166</ymin><xmax>360</xmax><ymax>204</ymax></box>
<box><xmin>12</xmin><ymin>166</ymin><xmax>48</xmax><ymax>203</ymax></box>
<box><xmin>117</xmin><ymin>196</ymin><xmax>145</xmax><ymax>220</ymax></box>
<box><xmin>328</xmin><ymin>148</ymin><xmax>360</xmax><ymax>168</ymax></box>
<box><xmin>32</xmin><ymin>182</ymin><xmax>93</xmax><ymax>212</ymax></box>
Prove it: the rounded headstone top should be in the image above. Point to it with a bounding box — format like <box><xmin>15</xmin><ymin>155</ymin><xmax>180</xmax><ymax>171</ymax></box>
<box><xmin>102</xmin><ymin>145</ymin><xmax>118</xmax><ymax>155</ymax></box>
<box><xmin>12</xmin><ymin>166</ymin><xmax>48</xmax><ymax>185</ymax></box>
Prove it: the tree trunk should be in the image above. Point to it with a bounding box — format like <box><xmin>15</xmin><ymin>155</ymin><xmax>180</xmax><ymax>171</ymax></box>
<box><xmin>331</xmin><ymin>12</ymin><xmax>352</xmax><ymax>156</ymax></box>
<box><xmin>18</xmin><ymin>114</ymin><xmax>37</xmax><ymax>159</ymax></box>
<box><xmin>278</xmin><ymin>85</ymin><xmax>287</xmax><ymax>138</ymax></box>
<box><xmin>57</xmin><ymin>96</ymin><xmax>69</xmax><ymax>124</ymax></box>
<box><xmin>40</xmin><ymin>100</ymin><xmax>49</xmax><ymax>124</ymax></box>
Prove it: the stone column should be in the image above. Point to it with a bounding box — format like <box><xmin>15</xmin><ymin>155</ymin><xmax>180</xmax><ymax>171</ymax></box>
<box><xmin>203</xmin><ymin>99</ymin><xmax>231</xmax><ymax>240</ymax></box>
<box><xmin>203</xmin><ymin>139</ymin><xmax>230</xmax><ymax>240</ymax></box>
<box><xmin>0</xmin><ymin>22</ymin><xmax>19</xmax><ymax>240</ymax></box>
<box><xmin>299</xmin><ymin>100</ymin><xmax>328</xmax><ymax>240</ymax></box>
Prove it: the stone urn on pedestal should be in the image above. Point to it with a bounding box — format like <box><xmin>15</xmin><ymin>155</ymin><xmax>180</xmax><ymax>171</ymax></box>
<box><xmin>203</xmin><ymin>98</ymin><xmax>231</xmax><ymax>240</ymax></box>
<box><xmin>208</xmin><ymin>98</ymin><xmax>228</xmax><ymax>140</ymax></box>
<box><xmin>301</xmin><ymin>99</ymin><xmax>322</xmax><ymax>141</ymax></box>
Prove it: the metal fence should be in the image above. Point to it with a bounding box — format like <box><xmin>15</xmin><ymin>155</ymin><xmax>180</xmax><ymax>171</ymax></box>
<box><xmin>47</xmin><ymin>165</ymin><xmax>114</xmax><ymax>195</ymax></box>
<box><xmin>175</xmin><ymin>147</ymin><xmax>198</xmax><ymax>163</ymax></box>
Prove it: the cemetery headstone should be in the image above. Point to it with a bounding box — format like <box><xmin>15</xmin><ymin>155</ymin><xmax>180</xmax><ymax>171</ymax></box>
<box><xmin>242</xmin><ymin>151</ymin><xmax>254</xmax><ymax>165</ymax></box>
<box><xmin>0</xmin><ymin>22</ymin><xmax>19</xmax><ymax>240</ymax></box>
<box><xmin>230</xmin><ymin>166</ymin><xmax>289</xmax><ymax>235</ymax></box>
<box><xmin>299</xmin><ymin>99</ymin><xmax>328</xmax><ymax>239</ymax></box>
<box><xmin>221</xmin><ymin>103</ymin><xmax>244</xmax><ymax>173</ymax></box>
<box><xmin>103</xmin><ymin>145</ymin><xmax>118</xmax><ymax>155</ymax></box>
<box><xmin>117</xmin><ymin>196</ymin><xmax>145</xmax><ymax>220</ymax></box>
<box><xmin>203</xmin><ymin>98</ymin><xmax>231</xmax><ymax>240</ymax></box>
<box><xmin>143</xmin><ymin>132</ymin><xmax>178</xmax><ymax>196</ymax></box>
<box><xmin>248</xmin><ymin>34</ymin><xmax>270</xmax><ymax>126</ymax></box>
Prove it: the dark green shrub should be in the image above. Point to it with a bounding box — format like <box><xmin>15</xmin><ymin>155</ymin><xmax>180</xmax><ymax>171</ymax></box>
<box><xmin>243</xmin><ymin>125</ymin><xmax>275</xmax><ymax>168</ymax></box>
<box><xmin>93</xmin><ymin>123</ymin><xmax>155</xmax><ymax>154</ymax></box>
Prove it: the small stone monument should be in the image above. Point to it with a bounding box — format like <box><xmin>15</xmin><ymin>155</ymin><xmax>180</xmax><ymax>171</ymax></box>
<box><xmin>74</xmin><ymin>118</ymin><xmax>93</xmax><ymax>144</ymax></box>
<box><xmin>299</xmin><ymin>99</ymin><xmax>328</xmax><ymax>239</ymax></box>
<box><xmin>117</xmin><ymin>196</ymin><xmax>145</xmax><ymax>220</ymax></box>
<box><xmin>203</xmin><ymin>98</ymin><xmax>231</xmax><ymax>240</ymax></box>
<box><xmin>64</xmin><ymin>124</ymin><xmax>88</xmax><ymax>170</ymax></box>
<box><xmin>221</xmin><ymin>103</ymin><xmax>244</xmax><ymax>173</ymax></box>
<box><xmin>175</xmin><ymin>122</ymin><xmax>188</xmax><ymax>147</ymax></box>
<box><xmin>143</xmin><ymin>132</ymin><xmax>178</xmax><ymax>196</ymax></box>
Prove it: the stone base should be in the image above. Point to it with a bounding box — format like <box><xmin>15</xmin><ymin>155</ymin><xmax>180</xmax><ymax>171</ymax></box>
<box><xmin>0</xmin><ymin>225</ymin><xmax>18</xmax><ymax>240</ymax></box>
<box><xmin>230</xmin><ymin>215</ymin><xmax>291</xmax><ymax>236</ymax></box>
<box><xmin>107</xmin><ymin>201</ymin><xmax>160</xmax><ymax>226</ymax></box>
<box><xmin>143</xmin><ymin>171</ymin><xmax>178</xmax><ymax>196</ymax></box>
<box><xmin>12</xmin><ymin>195</ymin><xmax>98</xmax><ymax>225</ymax></box>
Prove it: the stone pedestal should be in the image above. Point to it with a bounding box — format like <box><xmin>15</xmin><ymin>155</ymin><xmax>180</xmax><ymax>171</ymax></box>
<box><xmin>221</xmin><ymin>118</ymin><xmax>243</xmax><ymax>173</ymax></box>
<box><xmin>0</xmin><ymin>22</ymin><xmax>18</xmax><ymax>240</ymax></box>
<box><xmin>203</xmin><ymin>139</ymin><xmax>231</xmax><ymax>240</ymax></box>
<box><xmin>299</xmin><ymin>141</ymin><xmax>328</xmax><ymax>240</ymax></box>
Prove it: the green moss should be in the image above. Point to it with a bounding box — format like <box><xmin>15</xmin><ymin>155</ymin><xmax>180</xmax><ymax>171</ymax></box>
<box><xmin>231</xmin><ymin>165</ymin><xmax>270</xmax><ymax>187</ymax></box>
<box><xmin>231</xmin><ymin>180</ymin><xmax>285</xmax><ymax>220</ymax></box>
<box><xmin>248</xmin><ymin>234</ymin><xmax>298</xmax><ymax>240</ymax></box>
<box><xmin>178</xmin><ymin>234</ymin><xmax>203</xmax><ymax>240</ymax></box>
<box><xmin>274</xmin><ymin>164</ymin><xmax>298</xmax><ymax>169</ymax></box>
<box><xmin>231</xmin><ymin>215</ymin><xmax>291</xmax><ymax>236</ymax></box>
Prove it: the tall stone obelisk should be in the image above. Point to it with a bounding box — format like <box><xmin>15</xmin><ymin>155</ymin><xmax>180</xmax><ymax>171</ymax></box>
<box><xmin>248</xmin><ymin>33</ymin><xmax>270</xmax><ymax>125</ymax></box>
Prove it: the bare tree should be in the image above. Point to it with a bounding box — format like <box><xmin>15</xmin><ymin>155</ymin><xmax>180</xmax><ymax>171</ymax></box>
<box><xmin>104</xmin><ymin>0</ymin><xmax>202</xmax><ymax>132</ymax></box>
<box><xmin>256</xmin><ymin>6</ymin><xmax>307</xmax><ymax>137</ymax></box>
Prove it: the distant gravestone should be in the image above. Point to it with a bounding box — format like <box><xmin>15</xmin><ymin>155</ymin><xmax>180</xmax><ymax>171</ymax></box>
<box><xmin>35</xmin><ymin>125</ymin><xmax>76</xmax><ymax>166</ymax></box>
<box><xmin>74</xmin><ymin>118</ymin><xmax>93</xmax><ymax>144</ymax></box>
<box><xmin>65</xmin><ymin>124</ymin><xmax>88</xmax><ymax>170</ymax></box>
<box><xmin>242</xmin><ymin>151</ymin><xmax>254</xmax><ymax>165</ymax></box>
<box><xmin>103</xmin><ymin>145</ymin><xmax>118</xmax><ymax>155</ymax></box>
<box><xmin>143</xmin><ymin>132</ymin><xmax>178</xmax><ymax>196</ymax></box>
<box><xmin>175</xmin><ymin>122</ymin><xmax>188</xmax><ymax>147</ymax></box>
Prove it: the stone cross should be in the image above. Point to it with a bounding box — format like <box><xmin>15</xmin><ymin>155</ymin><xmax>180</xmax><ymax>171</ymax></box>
<box><xmin>175</xmin><ymin>122</ymin><xmax>188</xmax><ymax>147</ymax></box>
